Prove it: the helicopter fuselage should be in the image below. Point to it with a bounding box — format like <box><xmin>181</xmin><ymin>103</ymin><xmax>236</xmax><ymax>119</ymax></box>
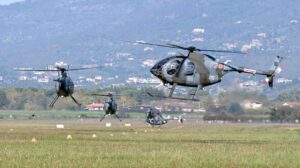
<box><xmin>56</xmin><ymin>76</ymin><xmax>75</xmax><ymax>97</ymax></box>
<box><xmin>150</xmin><ymin>53</ymin><xmax>227</xmax><ymax>88</ymax></box>
<box><xmin>104</xmin><ymin>98</ymin><xmax>118</xmax><ymax>115</ymax></box>
<box><xmin>146</xmin><ymin>110</ymin><xmax>168</xmax><ymax>126</ymax></box>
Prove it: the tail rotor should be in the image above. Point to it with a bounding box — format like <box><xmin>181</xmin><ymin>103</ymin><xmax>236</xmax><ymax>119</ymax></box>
<box><xmin>264</xmin><ymin>56</ymin><xmax>285</xmax><ymax>88</ymax></box>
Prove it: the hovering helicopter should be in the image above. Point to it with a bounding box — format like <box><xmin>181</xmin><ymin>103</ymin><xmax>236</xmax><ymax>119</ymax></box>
<box><xmin>146</xmin><ymin>108</ymin><xmax>185</xmax><ymax>126</ymax></box>
<box><xmin>91</xmin><ymin>93</ymin><xmax>122</xmax><ymax>122</ymax></box>
<box><xmin>133</xmin><ymin>41</ymin><xmax>284</xmax><ymax>100</ymax></box>
<box><xmin>15</xmin><ymin>65</ymin><xmax>99</xmax><ymax>107</ymax></box>
<box><xmin>146</xmin><ymin>107</ymin><xmax>168</xmax><ymax>126</ymax></box>
<box><xmin>137</xmin><ymin>106</ymin><xmax>185</xmax><ymax>126</ymax></box>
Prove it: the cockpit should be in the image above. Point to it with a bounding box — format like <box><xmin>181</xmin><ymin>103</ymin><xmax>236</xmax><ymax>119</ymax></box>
<box><xmin>150</xmin><ymin>56</ymin><xmax>184</xmax><ymax>79</ymax></box>
<box><xmin>166</xmin><ymin>60</ymin><xmax>181</xmax><ymax>75</ymax></box>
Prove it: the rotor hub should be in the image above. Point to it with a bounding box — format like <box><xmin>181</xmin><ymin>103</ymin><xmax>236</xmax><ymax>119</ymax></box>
<box><xmin>187</xmin><ymin>46</ymin><xmax>197</xmax><ymax>52</ymax></box>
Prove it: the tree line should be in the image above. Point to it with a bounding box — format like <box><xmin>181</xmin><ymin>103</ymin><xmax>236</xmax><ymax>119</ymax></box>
<box><xmin>0</xmin><ymin>87</ymin><xmax>299</xmax><ymax>122</ymax></box>
<box><xmin>0</xmin><ymin>87</ymin><xmax>163</xmax><ymax>111</ymax></box>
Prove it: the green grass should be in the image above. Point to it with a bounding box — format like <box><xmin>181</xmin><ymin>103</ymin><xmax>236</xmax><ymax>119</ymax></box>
<box><xmin>0</xmin><ymin>120</ymin><xmax>300</xmax><ymax>167</ymax></box>
<box><xmin>0</xmin><ymin>110</ymin><xmax>202</xmax><ymax>120</ymax></box>
<box><xmin>0</xmin><ymin>110</ymin><xmax>148</xmax><ymax>120</ymax></box>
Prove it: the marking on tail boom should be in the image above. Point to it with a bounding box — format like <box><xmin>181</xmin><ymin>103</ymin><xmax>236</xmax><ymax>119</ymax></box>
<box><xmin>243</xmin><ymin>68</ymin><xmax>257</xmax><ymax>74</ymax></box>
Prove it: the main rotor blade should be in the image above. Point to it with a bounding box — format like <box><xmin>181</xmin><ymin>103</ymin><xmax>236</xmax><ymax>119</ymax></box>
<box><xmin>15</xmin><ymin>66</ymin><xmax>102</xmax><ymax>72</ymax></box>
<box><xmin>91</xmin><ymin>94</ymin><xmax>110</xmax><ymax>97</ymax></box>
<box><xmin>130</xmin><ymin>41</ymin><xmax>179</xmax><ymax>49</ymax></box>
<box><xmin>14</xmin><ymin>68</ymin><xmax>59</xmax><ymax>72</ymax></box>
<box><xmin>91</xmin><ymin>93</ymin><xmax>124</xmax><ymax>97</ymax></box>
<box><xmin>129</xmin><ymin>105</ymin><xmax>153</xmax><ymax>108</ymax></box>
<box><xmin>67</xmin><ymin>66</ymin><xmax>103</xmax><ymax>71</ymax></box>
<box><xmin>196</xmin><ymin>49</ymin><xmax>246</xmax><ymax>54</ymax></box>
<box><xmin>129</xmin><ymin>41</ymin><xmax>246</xmax><ymax>54</ymax></box>
<box><xmin>166</xmin><ymin>43</ymin><xmax>189</xmax><ymax>50</ymax></box>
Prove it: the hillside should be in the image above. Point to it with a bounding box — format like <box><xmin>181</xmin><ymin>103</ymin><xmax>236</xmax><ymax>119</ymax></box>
<box><xmin>0</xmin><ymin>0</ymin><xmax>299</xmax><ymax>86</ymax></box>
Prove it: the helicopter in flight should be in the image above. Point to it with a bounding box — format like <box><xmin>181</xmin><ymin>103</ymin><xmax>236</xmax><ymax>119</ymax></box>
<box><xmin>146</xmin><ymin>107</ymin><xmax>168</xmax><ymax>126</ymax></box>
<box><xmin>145</xmin><ymin>107</ymin><xmax>185</xmax><ymax>126</ymax></box>
<box><xmin>15</xmin><ymin>65</ymin><xmax>99</xmax><ymax>108</ymax></box>
<box><xmin>133</xmin><ymin>41</ymin><xmax>284</xmax><ymax>100</ymax></box>
<box><xmin>91</xmin><ymin>93</ymin><xmax>122</xmax><ymax>122</ymax></box>
<box><xmin>132</xmin><ymin>105</ymin><xmax>184</xmax><ymax>126</ymax></box>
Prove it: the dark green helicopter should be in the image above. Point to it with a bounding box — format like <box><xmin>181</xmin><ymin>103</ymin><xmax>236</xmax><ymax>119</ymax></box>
<box><xmin>15</xmin><ymin>66</ymin><xmax>98</xmax><ymax>107</ymax></box>
<box><xmin>146</xmin><ymin>107</ymin><xmax>168</xmax><ymax>126</ymax></box>
<box><xmin>130</xmin><ymin>105</ymin><xmax>184</xmax><ymax>126</ymax></box>
<box><xmin>91</xmin><ymin>93</ymin><xmax>122</xmax><ymax>122</ymax></box>
<box><xmin>144</xmin><ymin>106</ymin><xmax>185</xmax><ymax>126</ymax></box>
<box><xmin>134</xmin><ymin>42</ymin><xmax>284</xmax><ymax>100</ymax></box>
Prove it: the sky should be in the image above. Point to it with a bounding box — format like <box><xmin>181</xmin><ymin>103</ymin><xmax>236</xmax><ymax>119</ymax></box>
<box><xmin>0</xmin><ymin>0</ymin><xmax>25</xmax><ymax>5</ymax></box>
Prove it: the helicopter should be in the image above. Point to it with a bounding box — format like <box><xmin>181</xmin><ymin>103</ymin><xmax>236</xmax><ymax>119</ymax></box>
<box><xmin>133</xmin><ymin>41</ymin><xmax>284</xmax><ymax>100</ymax></box>
<box><xmin>146</xmin><ymin>107</ymin><xmax>168</xmax><ymax>126</ymax></box>
<box><xmin>132</xmin><ymin>105</ymin><xmax>184</xmax><ymax>126</ymax></box>
<box><xmin>15</xmin><ymin>65</ymin><xmax>99</xmax><ymax>108</ymax></box>
<box><xmin>91</xmin><ymin>93</ymin><xmax>122</xmax><ymax>122</ymax></box>
<box><xmin>145</xmin><ymin>107</ymin><xmax>185</xmax><ymax>126</ymax></box>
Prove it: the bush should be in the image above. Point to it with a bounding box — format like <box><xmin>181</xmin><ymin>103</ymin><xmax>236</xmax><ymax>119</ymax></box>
<box><xmin>270</xmin><ymin>106</ymin><xmax>300</xmax><ymax>122</ymax></box>
<box><xmin>228</xmin><ymin>102</ymin><xmax>244</xmax><ymax>114</ymax></box>
<box><xmin>0</xmin><ymin>90</ymin><xmax>9</xmax><ymax>109</ymax></box>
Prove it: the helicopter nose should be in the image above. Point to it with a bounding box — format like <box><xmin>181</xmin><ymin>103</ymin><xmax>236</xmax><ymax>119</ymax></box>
<box><xmin>150</xmin><ymin>66</ymin><xmax>161</xmax><ymax>77</ymax></box>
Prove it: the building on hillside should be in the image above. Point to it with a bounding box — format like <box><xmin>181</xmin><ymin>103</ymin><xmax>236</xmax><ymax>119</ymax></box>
<box><xmin>282</xmin><ymin>102</ymin><xmax>300</xmax><ymax>108</ymax></box>
<box><xmin>38</xmin><ymin>78</ymin><xmax>49</xmax><ymax>83</ymax></box>
<box><xmin>19</xmin><ymin>76</ymin><xmax>29</xmax><ymax>81</ymax></box>
<box><xmin>241</xmin><ymin>101</ymin><xmax>263</xmax><ymax>110</ymax></box>
<box><xmin>85</xmin><ymin>103</ymin><xmax>104</xmax><ymax>111</ymax></box>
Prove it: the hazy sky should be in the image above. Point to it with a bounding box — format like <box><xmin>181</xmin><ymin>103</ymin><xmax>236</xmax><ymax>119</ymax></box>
<box><xmin>0</xmin><ymin>0</ymin><xmax>25</xmax><ymax>5</ymax></box>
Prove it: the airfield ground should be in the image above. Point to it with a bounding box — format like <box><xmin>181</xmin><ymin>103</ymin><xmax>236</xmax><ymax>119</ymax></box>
<box><xmin>0</xmin><ymin>113</ymin><xmax>300</xmax><ymax>167</ymax></box>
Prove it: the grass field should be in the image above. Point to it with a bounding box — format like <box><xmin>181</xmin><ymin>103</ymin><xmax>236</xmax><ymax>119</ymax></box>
<box><xmin>0</xmin><ymin>118</ymin><xmax>300</xmax><ymax>168</ymax></box>
<box><xmin>0</xmin><ymin>110</ymin><xmax>201</xmax><ymax>120</ymax></box>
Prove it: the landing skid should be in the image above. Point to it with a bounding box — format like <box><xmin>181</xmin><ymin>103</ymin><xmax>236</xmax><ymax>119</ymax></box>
<box><xmin>147</xmin><ymin>92</ymin><xmax>200</xmax><ymax>101</ymax></box>
<box><xmin>49</xmin><ymin>95</ymin><xmax>59</xmax><ymax>108</ymax></box>
<box><xmin>99</xmin><ymin>114</ymin><xmax>106</xmax><ymax>122</ymax></box>
<box><xmin>49</xmin><ymin>95</ymin><xmax>82</xmax><ymax>108</ymax></box>
<box><xmin>114</xmin><ymin>114</ymin><xmax>122</xmax><ymax>122</ymax></box>
<box><xmin>99</xmin><ymin>114</ymin><xmax>122</xmax><ymax>122</ymax></box>
<box><xmin>71</xmin><ymin>95</ymin><xmax>82</xmax><ymax>107</ymax></box>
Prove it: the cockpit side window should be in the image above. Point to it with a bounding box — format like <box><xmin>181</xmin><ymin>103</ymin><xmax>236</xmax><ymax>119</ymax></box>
<box><xmin>184</xmin><ymin>62</ymin><xmax>195</xmax><ymax>76</ymax></box>
<box><xmin>167</xmin><ymin>60</ymin><xmax>181</xmax><ymax>75</ymax></box>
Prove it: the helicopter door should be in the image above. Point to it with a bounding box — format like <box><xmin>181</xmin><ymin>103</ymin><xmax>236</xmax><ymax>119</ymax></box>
<box><xmin>188</xmin><ymin>52</ymin><xmax>209</xmax><ymax>74</ymax></box>
<box><xmin>184</xmin><ymin>62</ymin><xmax>195</xmax><ymax>76</ymax></box>
<box><xmin>188</xmin><ymin>52</ymin><xmax>210</xmax><ymax>84</ymax></box>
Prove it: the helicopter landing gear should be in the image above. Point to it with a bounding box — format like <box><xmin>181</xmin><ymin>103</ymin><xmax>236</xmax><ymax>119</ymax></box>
<box><xmin>114</xmin><ymin>114</ymin><xmax>122</xmax><ymax>122</ymax></box>
<box><xmin>99</xmin><ymin>114</ymin><xmax>122</xmax><ymax>122</ymax></box>
<box><xmin>49</xmin><ymin>95</ymin><xmax>59</xmax><ymax>108</ymax></box>
<box><xmin>70</xmin><ymin>95</ymin><xmax>81</xmax><ymax>107</ymax></box>
<box><xmin>99</xmin><ymin>114</ymin><xmax>106</xmax><ymax>122</ymax></box>
<box><xmin>168</xmin><ymin>83</ymin><xmax>177</xmax><ymax>97</ymax></box>
<box><xmin>191</xmin><ymin>85</ymin><xmax>202</xmax><ymax>100</ymax></box>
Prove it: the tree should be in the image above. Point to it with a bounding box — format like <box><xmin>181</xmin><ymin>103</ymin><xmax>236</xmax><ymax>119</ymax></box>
<box><xmin>228</xmin><ymin>102</ymin><xmax>244</xmax><ymax>114</ymax></box>
<box><xmin>276</xmin><ymin>90</ymin><xmax>300</xmax><ymax>102</ymax></box>
<box><xmin>0</xmin><ymin>90</ymin><xmax>9</xmax><ymax>109</ymax></box>
<box><xmin>270</xmin><ymin>106</ymin><xmax>297</xmax><ymax>122</ymax></box>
